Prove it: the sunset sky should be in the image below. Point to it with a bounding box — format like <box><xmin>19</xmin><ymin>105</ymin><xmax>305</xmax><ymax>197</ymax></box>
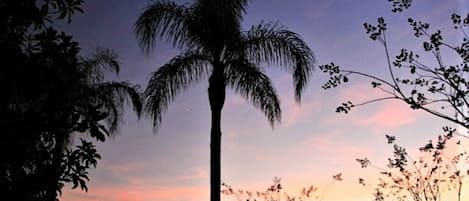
<box><xmin>60</xmin><ymin>0</ymin><xmax>468</xmax><ymax>201</ymax></box>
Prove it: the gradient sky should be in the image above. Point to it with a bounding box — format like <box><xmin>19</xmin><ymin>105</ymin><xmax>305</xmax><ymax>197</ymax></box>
<box><xmin>59</xmin><ymin>1</ymin><xmax>468</xmax><ymax>201</ymax></box>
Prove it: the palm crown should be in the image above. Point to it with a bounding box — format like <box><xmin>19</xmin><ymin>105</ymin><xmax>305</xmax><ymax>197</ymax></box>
<box><xmin>134</xmin><ymin>1</ymin><xmax>315</xmax><ymax>201</ymax></box>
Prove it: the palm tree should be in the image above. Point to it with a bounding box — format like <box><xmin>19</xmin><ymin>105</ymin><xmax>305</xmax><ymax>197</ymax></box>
<box><xmin>78</xmin><ymin>47</ymin><xmax>143</xmax><ymax>136</ymax></box>
<box><xmin>134</xmin><ymin>1</ymin><xmax>315</xmax><ymax>201</ymax></box>
<box><xmin>53</xmin><ymin>47</ymin><xmax>143</xmax><ymax>198</ymax></box>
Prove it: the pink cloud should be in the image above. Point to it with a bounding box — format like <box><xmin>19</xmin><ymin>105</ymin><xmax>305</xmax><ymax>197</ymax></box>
<box><xmin>339</xmin><ymin>83</ymin><xmax>390</xmax><ymax>103</ymax></box>
<box><xmin>357</xmin><ymin>101</ymin><xmax>416</xmax><ymax>129</ymax></box>
<box><xmin>107</xmin><ymin>162</ymin><xmax>144</xmax><ymax>174</ymax></box>
<box><xmin>61</xmin><ymin>167</ymin><xmax>208</xmax><ymax>201</ymax></box>
<box><xmin>283</xmin><ymin>99</ymin><xmax>321</xmax><ymax>126</ymax></box>
<box><xmin>312</xmin><ymin>138</ymin><xmax>370</xmax><ymax>160</ymax></box>
<box><xmin>174</xmin><ymin>168</ymin><xmax>208</xmax><ymax>181</ymax></box>
<box><xmin>61</xmin><ymin>184</ymin><xmax>207</xmax><ymax>201</ymax></box>
<box><xmin>97</xmin><ymin>161</ymin><xmax>208</xmax><ymax>187</ymax></box>
<box><xmin>300</xmin><ymin>131</ymin><xmax>374</xmax><ymax>167</ymax></box>
<box><xmin>337</xmin><ymin>83</ymin><xmax>421</xmax><ymax>129</ymax></box>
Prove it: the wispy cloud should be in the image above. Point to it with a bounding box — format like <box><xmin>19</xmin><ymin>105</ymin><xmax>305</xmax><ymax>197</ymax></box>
<box><xmin>62</xmin><ymin>163</ymin><xmax>208</xmax><ymax>201</ymax></box>
<box><xmin>283</xmin><ymin>99</ymin><xmax>321</xmax><ymax>126</ymax></box>
<box><xmin>107</xmin><ymin>162</ymin><xmax>145</xmax><ymax>174</ymax></box>
<box><xmin>338</xmin><ymin>83</ymin><xmax>390</xmax><ymax>103</ymax></box>
<box><xmin>357</xmin><ymin>101</ymin><xmax>416</xmax><ymax>129</ymax></box>
<box><xmin>337</xmin><ymin>83</ymin><xmax>419</xmax><ymax>130</ymax></box>
<box><xmin>61</xmin><ymin>184</ymin><xmax>207</xmax><ymax>201</ymax></box>
<box><xmin>174</xmin><ymin>168</ymin><xmax>208</xmax><ymax>181</ymax></box>
<box><xmin>296</xmin><ymin>131</ymin><xmax>374</xmax><ymax>168</ymax></box>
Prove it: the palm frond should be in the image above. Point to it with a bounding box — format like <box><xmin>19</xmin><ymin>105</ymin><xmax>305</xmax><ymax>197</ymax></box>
<box><xmin>134</xmin><ymin>0</ymin><xmax>191</xmax><ymax>53</ymax></box>
<box><xmin>221</xmin><ymin>0</ymin><xmax>250</xmax><ymax>20</ymax></box>
<box><xmin>144</xmin><ymin>51</ymin><xmax>211</xmax><ymax>130</ymax></box>
<box><xmin>243</xmin><ymin>21</ymin><xmax>316</xmax><ymax>102</ymax></box>
<box><xmin>80</xmin><ymin>48</ymin><xmax>120</xmax><ymax>83</ymax></box>
<box><xmin>93</xmin><ymin>81</ymin><xmax>143</xmax><ymax>133</ymax></box>
<box><xmin>225</xmin><ymin>59</ymin><xmax>281</xmax><ymax>127</ymax></box>
<box><xmin>189</xmin><ymin>0</ymin><xmax>249</xmax><ymax>53</ymax></box>
<box><xmin>196</xmin><ymin>0</ymin><xmax>249</xmax><ymax>21</ymax></box>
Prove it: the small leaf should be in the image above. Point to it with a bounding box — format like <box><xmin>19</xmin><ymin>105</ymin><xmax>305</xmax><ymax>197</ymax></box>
<box><xmin>343</xmin><ymin>76</ymin><xmax>349</xmax><ymax>83</ymax></box>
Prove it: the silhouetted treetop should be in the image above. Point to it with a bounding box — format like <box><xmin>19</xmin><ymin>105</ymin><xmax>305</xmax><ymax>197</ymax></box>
<box><xmin>0</xmin><ymin>1</ymin><xmax>142</xmax><ymax>200</ymax></box>
<box><xmin>321</xmin><ymin>2</ymin><xmax>469</xmax><ymax>129</ymax></box>
<box><xmin>134</xmin><ymin>1</ymin><xmax>315</xmax><ymax>201</ymax></box>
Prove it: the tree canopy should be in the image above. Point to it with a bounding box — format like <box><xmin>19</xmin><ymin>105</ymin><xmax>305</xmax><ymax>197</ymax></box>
<box><xmin>0</xmin><ymin>1</ymin><xmax>142</xmax><ymax>200</ymax></box>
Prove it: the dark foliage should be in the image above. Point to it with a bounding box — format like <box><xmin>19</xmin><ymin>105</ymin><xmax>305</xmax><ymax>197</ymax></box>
<box><xmin>357</xmin><ymin>129</ymin><xmax>466</xmax><ymax>201</ymax></box>
<box><xmin>322</xmin><ymin>1</ymin><xmax>469</xmax><ymax>200</ymax></box>
<box><xmin>222</xmin><ymin>175</ymin><xmax>343</xmax><ymax>201</ymax></box>
<box><xmin>0</xmin><ymin>1</ymin><xmax>142</xmax><ymax>200</ymax></box>
<box><xmin>321</xmin><ymin>0</ymin><xmax>469</xmax><ymax>129</ymax></box>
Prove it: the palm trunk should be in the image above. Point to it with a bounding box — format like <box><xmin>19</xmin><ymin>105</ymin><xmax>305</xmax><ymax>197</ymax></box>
<box><xmin>208</xmin><ymin>66</ymin><xmax>225</xmax><ymax>201</ymax></box>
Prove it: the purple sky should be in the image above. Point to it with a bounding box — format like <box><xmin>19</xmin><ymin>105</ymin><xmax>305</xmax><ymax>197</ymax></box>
<box><xmin>60</xmin><ymin>1</ymin><xmax>468</xmax><ymax>201</ymax></box>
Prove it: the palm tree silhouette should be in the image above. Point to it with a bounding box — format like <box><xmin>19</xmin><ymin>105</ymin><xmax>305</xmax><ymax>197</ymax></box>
<box><xmin>79</xmin><ymin>48</ymin><xmax>143</xmax><ymax>135</ymax></box>
<box><xmin>134</xmin><ymin>1</ymin><xmax>315</xmax><ymax>201</ymax></box>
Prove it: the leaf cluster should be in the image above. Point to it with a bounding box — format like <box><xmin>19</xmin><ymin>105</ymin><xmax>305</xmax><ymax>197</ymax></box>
<box><xmin>0</xmin><ymin>1</ymin><xmax>142</xmax><ymax>200</ymax></box>
<box><xmin>222</xmin><ymin>175</ymin><xmax>342</xmax><ymax>201</ymax></box>
<box><xmin>388</xmin><ymin>0</ymin><xmax>412</xmax><ymax>13</ymax></box>
<box><xmin>321</xmin><ymin>10</ymin><xmax>469</xmax><ymax>129</ymax></box>
<box><xmin>356</xmin><ymin>129</ymin><xmax>467</xmax><ymax>201</ymax></box>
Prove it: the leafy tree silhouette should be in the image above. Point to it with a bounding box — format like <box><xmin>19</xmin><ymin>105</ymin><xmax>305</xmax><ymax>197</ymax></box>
<box><xmin>321</xmin><ymin>0</ymin><xmax>469</xmax><ymax>200</ymax></box>
<box><xmin>134</xmin><ymin>1</ymin><xmax>316</xmax><ymax>201</ymax></box>
<box><xmin>356</xmin><ymin>129</ymin><xmax>467</xmax><ymax>201</ymax></box>
<box><xmin>0</xmin><ymin>1</ymin><xmax>142</xmax><ymax>200</ymax></box>
<box><xmin>222</xmin><ymin>174</ymin><xmax>343</xmax><ymax>201</ymax></box>
<box><xmin>321</xmin><ymin>0</ymin><xmax>469</xmax><ymax>130</ymax></box>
